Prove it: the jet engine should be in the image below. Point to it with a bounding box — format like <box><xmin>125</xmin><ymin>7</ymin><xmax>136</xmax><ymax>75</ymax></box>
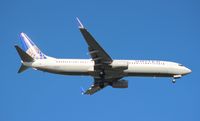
<box><xmin>112</xmin><ymin>80</ymin><xmax>128</xmax><ymax>88</ymax></box>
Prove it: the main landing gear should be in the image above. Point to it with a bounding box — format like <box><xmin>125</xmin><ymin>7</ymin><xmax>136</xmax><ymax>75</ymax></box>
<box><xmin>99</xmin><ymin>71</ymin><xmax>105</xmax><ymax>78</ymax></box>
<box><xmin>98</xmin><ymin>70</ymin><xmax>106</xmax><ymax>88</ymax></box>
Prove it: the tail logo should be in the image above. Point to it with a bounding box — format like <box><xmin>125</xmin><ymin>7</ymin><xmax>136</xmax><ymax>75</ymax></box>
<box><xmin>20</xmin><ymin>32</ymin><xmax>46</xmax><ymax>59</ymax></box>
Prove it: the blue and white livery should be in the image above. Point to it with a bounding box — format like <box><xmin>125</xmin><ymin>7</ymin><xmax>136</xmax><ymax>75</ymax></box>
<box><xmin>20</xmin><ymin>33</ymin><xmax>47</xmax><ymax>59</ymax></box>
<box><xmin>15</xmin><ymin>18</ymin><xmax>192</xmax><ymax>95</ymax></box>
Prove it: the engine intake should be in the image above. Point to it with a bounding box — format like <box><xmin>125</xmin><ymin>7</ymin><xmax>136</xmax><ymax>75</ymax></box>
<box><xmin>112</xmin><ymin>80</ymin><xmax>128</xmax><ymax>88</ymax></box>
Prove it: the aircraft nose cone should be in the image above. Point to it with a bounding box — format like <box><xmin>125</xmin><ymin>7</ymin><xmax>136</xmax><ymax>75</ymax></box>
<box><xmin>184</xmin><ymin>67</ymin><xmax>192</xmax><ymax>74</ymax></box>
<box><xmin>187</xmin><ymin>68</ymin><xmax>192</xmax><ymax>74</ymax></box>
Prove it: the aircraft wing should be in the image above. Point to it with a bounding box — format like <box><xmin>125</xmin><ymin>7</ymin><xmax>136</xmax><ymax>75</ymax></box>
<box><xmin>82</xmin><ymin>83</ymin><xmax>108</xmax><ymax>95</ymax></box>
<box><xmin>82</xmin><ymin>78</ymin><xmax>109</xmax><ymax>95</ymax></box>
<box><xmin>77</xmin><ymin>18</ymin><xmax>112</xmax><ymax>70</ymax></box>
<box><xmin>77</xmin><ymin>18</ymin><xmax>124</xmax><ymax>95</ymax></box>
<box><xmin>82</xmin><ymin>77</ymin><xmax>122</xmax><ymax>95</ymax></box>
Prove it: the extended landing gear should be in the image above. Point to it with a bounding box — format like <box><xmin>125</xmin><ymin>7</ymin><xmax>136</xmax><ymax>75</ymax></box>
<box><xmin>172</xmin><ymin>78</ymin><xmax>176</xmax><ymax>84</ymax></box>
<box><xmin>97</xmin><ymin>70</ymin><xmax>106</xmax><ymax>88</ymax></box>
<box><xmin>99</xmin><ymin>71</ymin><xmax>105</xmax><ymax>78</ymax></box>
<box><xmin>172</xmin><ymin>75</ymin><xmax>181</xmax><ymax>84</ymax></box>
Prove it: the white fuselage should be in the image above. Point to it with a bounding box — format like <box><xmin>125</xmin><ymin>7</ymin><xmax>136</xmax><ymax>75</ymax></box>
<box><xmin>23</xmin><ymin>58</ymin><xmax>191</xmax><ymax>78</ymax></box>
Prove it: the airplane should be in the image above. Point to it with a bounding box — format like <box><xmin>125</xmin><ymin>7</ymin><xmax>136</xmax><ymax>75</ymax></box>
<box><xmin>15</xmin><ymin>18</ymin><xmax>191</xmax><ymax>95</ymax></box>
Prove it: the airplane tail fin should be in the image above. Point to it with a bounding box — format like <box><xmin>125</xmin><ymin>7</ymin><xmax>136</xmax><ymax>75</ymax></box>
<box><xmin>15</xmin><ymin>32</ymin><xmax>48</xmax><ymax>73</ymax></box>
<box><xmin>19</xmin><ymin>32</ymin><xmax>47</xmax><ymax>59</ymax></box>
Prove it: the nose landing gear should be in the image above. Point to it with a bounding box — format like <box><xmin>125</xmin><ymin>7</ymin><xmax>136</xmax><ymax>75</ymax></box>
<box><xmin>172</xmin><ymin>75</ymin><xmax>182</xmax><ymax>84</ymax></box>
<box><xmin>172</xmin><ymin>78</ymin><xmax>176</xmax><ymax>84</ymax></box>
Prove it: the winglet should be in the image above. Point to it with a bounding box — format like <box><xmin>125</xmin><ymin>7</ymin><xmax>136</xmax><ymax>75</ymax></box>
<box><xmin>80</xmin><ymin>87</ymin><xmax>85</xmax><ymax>95</ymax></box>
<box><xmin>76</xmin><ymin>17</ymin><xmax>84</xmax><ymax>28</ymax></box>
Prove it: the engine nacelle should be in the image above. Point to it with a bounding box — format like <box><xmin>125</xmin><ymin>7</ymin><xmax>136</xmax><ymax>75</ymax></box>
<box><xmin>112</xmin><ymin>80</ymin><xmax>128</xmax><ymax>88</ymax></box>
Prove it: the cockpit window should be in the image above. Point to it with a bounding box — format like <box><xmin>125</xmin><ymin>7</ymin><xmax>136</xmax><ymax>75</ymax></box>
<box><xmin>178</xmin><ymin>64</ymin><xmax>183</xmax><ymax>66</ymax></box>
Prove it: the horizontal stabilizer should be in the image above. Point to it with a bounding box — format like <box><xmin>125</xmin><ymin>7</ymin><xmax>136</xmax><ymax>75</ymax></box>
<box><xmin>15</xmin><ymin>45</ymin><xmax>34</xmax><ymax>62</ymax></box>
<box><xmin>18</xmin><ymin>64</ymin><xmax>29</xmax><ymax>73</ymax></box>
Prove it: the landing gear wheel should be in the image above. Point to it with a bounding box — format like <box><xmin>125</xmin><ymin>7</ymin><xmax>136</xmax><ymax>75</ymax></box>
<box><xmin>172</xmin><ymin>79</ymin><xmax>176</xmax><ymax>84</ymax></box>
<box><xmin>99</xmin><ymin>71</ymin><xmax>105</xmax><ymax>78</ymax></box>
<box><xmin>100</xmin><ymin>71</ymin><xmax>104</xmax><ymax>75</ymax></box>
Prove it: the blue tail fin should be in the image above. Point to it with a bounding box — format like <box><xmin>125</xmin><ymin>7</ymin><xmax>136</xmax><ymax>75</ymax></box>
<box><xmin>20</xmin><ymin>32</ymin><xmax>47</xmax><ymax>59</ymax></box>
